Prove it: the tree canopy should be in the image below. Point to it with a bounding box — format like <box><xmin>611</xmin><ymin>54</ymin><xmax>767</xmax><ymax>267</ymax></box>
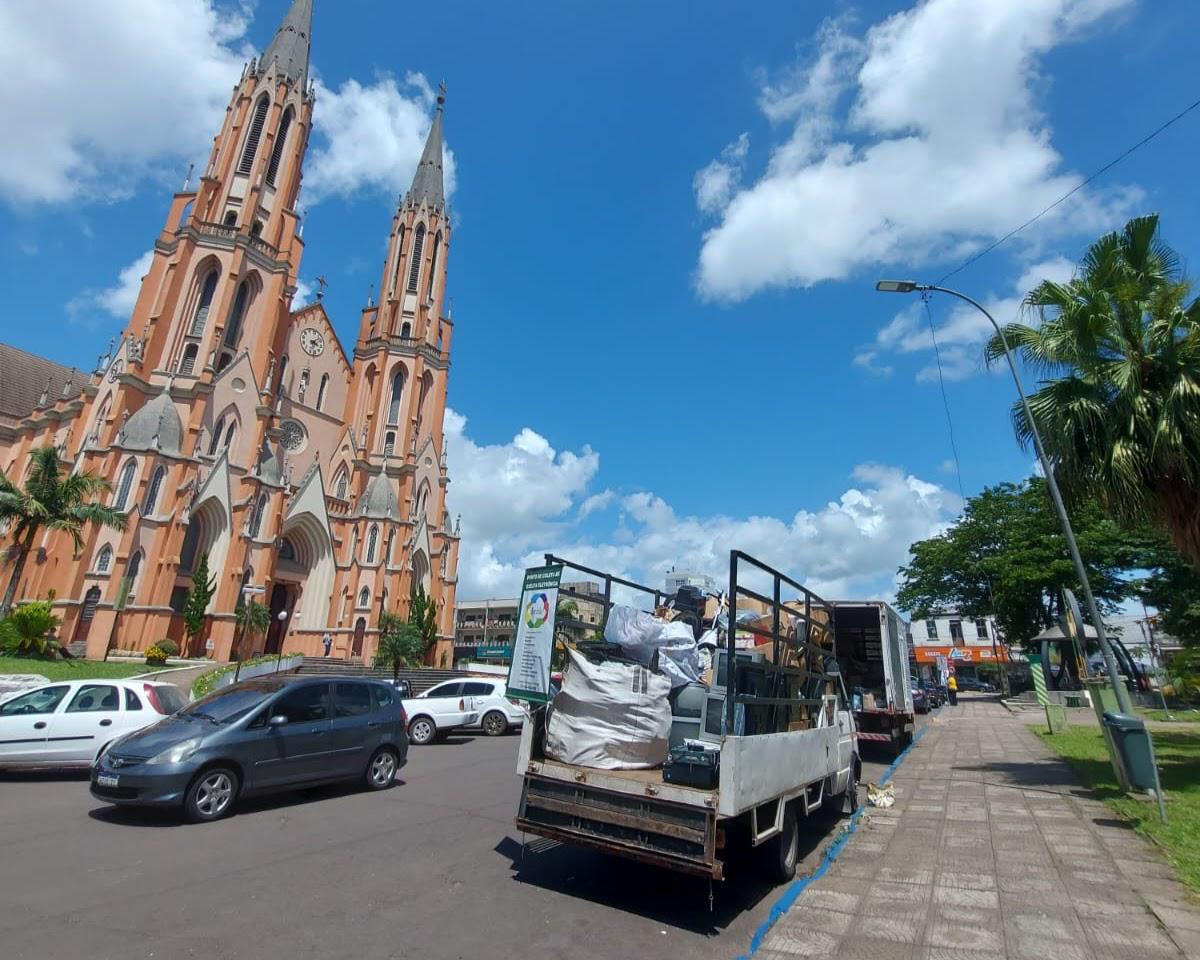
<box><xmin>897</xmin><ymin>479</ymin><xmax>1147</xmax><ymax>645</ymax></box>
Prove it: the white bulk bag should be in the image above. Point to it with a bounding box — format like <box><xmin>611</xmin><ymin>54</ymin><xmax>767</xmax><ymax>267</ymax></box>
<box><xmin>654</xmin><ymin>620</ymin><xmax>702</xmax><ymax>689</ymax></box>
<box><xmin>544</xmin><ymin>648</ymin><xmax>671</xmax><ymax>769</ymax></box>
<box><xmin>603</xmin><ymin>605</ymin><xmax>665</xmax><ymax>663</ymax></box>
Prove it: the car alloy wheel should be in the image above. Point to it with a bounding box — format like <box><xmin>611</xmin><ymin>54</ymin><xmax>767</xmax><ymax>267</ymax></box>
<box><xmin>409</xmin><ymin>718</ymin><xmax>435</xmax><ymax>745</ymax></box>
<box><xmin>194</xmin><ymin>771</ymin><xmax>234</xmax><ymax>819</ymax></box>
<box><xmin>368</xmin><ymin>749</ymin><xmax>397</xmax><ymax>788</ymax></box>
<box><xmin>482</xmin><ymin>711</ymin><xmax>507</xmax><ymax>737</ymax></box>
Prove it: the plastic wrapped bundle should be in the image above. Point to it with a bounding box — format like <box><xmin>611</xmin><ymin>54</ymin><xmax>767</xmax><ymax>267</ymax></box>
<box><xmin>544</xmin><ymin>648</ymin><xmax>672</xmax><ymax>769</ymax></box>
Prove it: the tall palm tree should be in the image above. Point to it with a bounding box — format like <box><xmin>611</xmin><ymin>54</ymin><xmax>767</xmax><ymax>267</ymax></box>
<box><xmin>986</xmin><ymin>214</ymin><xmax>1200</xmax><ymax>570</ymax></box>
<box><xmin>0</xmin><ymin>447</ymin><xmax>127</xmax><ymax>616</ymax></box>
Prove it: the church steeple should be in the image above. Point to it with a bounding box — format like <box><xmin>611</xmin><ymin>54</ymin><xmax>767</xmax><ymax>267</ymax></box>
<box><xmin>262</xmin><ymin>0</ymin><xmax>313</xmax><ymax>87</ymax></box>
<box><xmin>406</xmin><ymin>87</ymin><xmax>445</xmax><ymax>211</ymax></box>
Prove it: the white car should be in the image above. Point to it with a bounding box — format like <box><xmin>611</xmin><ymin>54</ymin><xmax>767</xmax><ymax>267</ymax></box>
<box><xmin>401</xmin><ymin>683</ymin><xmax>480</xmax><ymax>746</ymax></box>
<box><xmin>0</xmin><ymin>679</ymin><xmax>189</xmax><ymax>768</ymax></box>
<box><xmin>418</xmin><ymin>678</ymin><xmax>526</xmax><ymax>738</ymax></box>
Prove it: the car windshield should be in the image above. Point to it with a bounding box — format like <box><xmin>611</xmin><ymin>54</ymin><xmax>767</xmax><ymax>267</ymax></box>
<box><xmin>181</xmin><ymin>681</ymin><xmax>283</xmax><ymax>724</ymax></box>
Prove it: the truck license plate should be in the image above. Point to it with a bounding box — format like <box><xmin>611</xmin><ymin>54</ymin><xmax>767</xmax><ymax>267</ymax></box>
<box><xmin>97</xmin><ymin>775</ymin><xmax>119</xmax><ymax>788</ymax></box>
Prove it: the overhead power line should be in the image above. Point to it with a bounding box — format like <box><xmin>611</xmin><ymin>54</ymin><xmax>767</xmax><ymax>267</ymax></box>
<box><xmin>936</xmin><ymin>93</ymin><xmax>1200</xmax><ymax>286</ymax></box>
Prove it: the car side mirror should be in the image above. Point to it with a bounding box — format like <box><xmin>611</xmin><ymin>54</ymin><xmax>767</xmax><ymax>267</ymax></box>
<box><xmin>268</xmin><ymin>715</ymin><xmax>288</xmax><ymax>727</ymax></box>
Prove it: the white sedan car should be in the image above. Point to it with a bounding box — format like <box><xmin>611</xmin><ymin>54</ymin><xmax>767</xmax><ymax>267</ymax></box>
<box><xmin>0</xmin><ymin>679</ymin><xmax>189</xmax><ymax>768</ymax></box>
<box><xmin>419</xmin><ymin>678</ymin><xmax>527</xmax><ymax>738</ymax></box>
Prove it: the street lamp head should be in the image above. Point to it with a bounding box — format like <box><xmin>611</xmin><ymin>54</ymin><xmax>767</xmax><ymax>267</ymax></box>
<box><xmin>277</xmin><ymin>610</ymin><xmax>288</xmax><ymax>621</ymax></box>
<box><xmin>875</xmin><ymin>279</ymin><xmax>919</xmax><ymax>293</ymax></box>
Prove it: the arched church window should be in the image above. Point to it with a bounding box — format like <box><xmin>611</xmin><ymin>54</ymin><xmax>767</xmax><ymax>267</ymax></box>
<box><xmin>366</xmin><ymin>524</ymin><xmax>379</xmax><ymax>563</ymax></box>
<box><xmin>113</xmin><ymin>461</ymin><xmax>136</xmax><ymax>510</ymax></box>
<box><xmin>279</xmin><ymin>538</ymin><xmax>296</xmax><ymax>561</ymax></box>
<box><xmin>427</xmin><ymin>233</ymin><xmax>441</xmax><ymax>301</ymax></box>
<box><xmin>179</xmin><ymin>344</ymin><xmax>198</xmax><ymax>376</ymax></box>
<box><xmin>126</xmin><ymin>551</ymin><xmax>143</xmax><ymax>599</ymax></box>
<box><xmin>189</xmin><ymin>271</ymin><xmax>218</xmax><ymax>337</ymax></box>
<box><xmin>209</xmin><ymin>417</ymin><xmax>226</xmax><ymax>457</ymax></box>
<box><xmin>406</xmin><ymin>224</ymin><xmax>426</xmax><ymax>294</ymax></box>
<box><xmin>357</xmin><ymin>587</ymin><xmax>370</xmax><ymax>609</ymax></box>
<box><xmin>248</xmin><ymin>493</ymin><xmax>268</xmax><ymax>538</ymax></box>
<box><xmin>334</xmin><ymin>469</ymin><xmax>348</xmax><ymax>500</ymax></box>
<box><xmin>383</xmin><ymin>432</ymin><xmax>395</xmax><ymax>457</ymax></box>
<box><xmin>143</xmin><ymin>466</ymin><xmax>165</xmax><ymax>515</ymax></box>
<box><xmin>238</xmin><ymin>94</ymin><xmax>271</xmax><ymax>175</ymax></box>
<box><xmin>222</xmin><ymin>420</ymin><xmax>237</xmax><ymax>452</ymax></box>
<box><xmin>388</xmin><ymin>369</ymin><xmax>404</xmax><ymax>424</ymax></box>
<box><xmin>400</xmin><ymin>321</ymin><xmax>411</xmax><ymax>339</ymax></box>
<box><xmin>276</xmin><ymin>355</ymin><xmax>289</xmax><ymax>396</ymax></box>
<box><xmin>385</xmin><ymin>529</ymin><xmax>395</xmax><ymax>565</ymax></box>
<box><xmin>389</xmin><ymin>225</ymin><xmax>406</xmax><ymax>298</ymax></box>
<box><xmin>266</xmin><ymin>106</ymin><xmax>293</xmax><ymax>186</ymax></box>
<box><xmin>179</xmin><ymin>521</ymin><xmax>201</xmax><ymax>573</ymax></box>
<box><xmin>95</xmin><ymin>545</ymin><xmax>113</xmax><ymax>573</ymax></box>
<box><xmin>224</xmin><ymin>280</ymin><xmax>251</xmax><ymax>348</ymax></box>
<box><xmin>223</xmin><ymin>210</ymin><xmax>238</xmax><ymax>227</ymax></box>
<box><xmin>316</xmin><ymin>374</ymin><xmax>329</xmax><ymax>412</ymax></box>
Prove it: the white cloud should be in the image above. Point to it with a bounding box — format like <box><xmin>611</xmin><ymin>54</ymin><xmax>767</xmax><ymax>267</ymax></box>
<box><xmin>0</xmin><ymin>0</ymin><xmax>249</xmax><ymax>205</ymax></box>
<box><xmin>693</xmin><ymin>133</ymin><xmax>749</xmax><ymax>215</ymax></box>
<box><xmin>66</xmin><ymin>250</ymin><xmax>153</xmax><ymax>328</ymax></box>
<box><xmin>861</xmin><ymin>255</ymin><xmax>1077</xmax><ymax>382</ymax></box>
<box><xmin>447</xmin><ymin>409</ymin><xmax>960</xmax><ymax>603</ymax></box>
<box><xmin>304</xmin><ymin>73</ymin><xmax>456</xmax><ymax>205</ymax></box>
<box><xmin>292</xmin><ymin>279</ymin><xmax>315</xmax><ymax>309</ymax></box>
<box><xmin>694</xmin><ymin>0</ymin><xmax>1135</xmax><ymax>301</ymax></box>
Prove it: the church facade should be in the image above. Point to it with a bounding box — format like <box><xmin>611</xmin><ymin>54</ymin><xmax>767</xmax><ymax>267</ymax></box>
<box><xmin>0</xmin><ymin>0</ymin><xmax>461</xmax><ymax>665</ymax></box>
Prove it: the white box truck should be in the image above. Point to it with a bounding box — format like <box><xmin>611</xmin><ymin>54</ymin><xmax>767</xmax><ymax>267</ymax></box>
<box><xmin>514</xmin><ymin>551</ymin><xmax>859</xmax><ymax>883</ymax></box>
<box><xmin>831</xmin><ymin>601</ymin><xmax>915</xmax><ymax>756</ymax></box>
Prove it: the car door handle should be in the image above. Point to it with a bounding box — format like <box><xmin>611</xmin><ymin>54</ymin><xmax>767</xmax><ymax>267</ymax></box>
<box><xmin>34</xmin><ymin>721</ymin><xmax>47</xmax><ymax>729</ymax></box>
<box><xmin>310</xmin><ymin>728</ymin><xmax>326</xmax><ymax>735</ymax></box>
<box><xmin>367</xmin><ymin>721</ymin><xmax>380</xmax><ymax>728</ymax></box>
<box><xmin>100</xmin><ymin>719</ymin><xmax>113</xmax><ymax>727</ymax></box>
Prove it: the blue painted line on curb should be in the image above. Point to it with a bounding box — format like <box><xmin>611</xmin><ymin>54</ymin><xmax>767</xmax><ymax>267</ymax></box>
<box><xmin>736</xmin><ymin>723</ymin><xmax>930</xmax><ymax>960</ymax></box>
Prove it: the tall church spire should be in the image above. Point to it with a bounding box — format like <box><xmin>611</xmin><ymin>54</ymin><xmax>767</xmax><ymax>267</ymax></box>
<box><xmin>262</xmin><ymin>0</ymin><xmax>313</xmax><ymax>87</ymax></box>
<box><xmin>407</xmin><ymin>87</ymin><xmax>445</xmax><ymax>211</ymax></box>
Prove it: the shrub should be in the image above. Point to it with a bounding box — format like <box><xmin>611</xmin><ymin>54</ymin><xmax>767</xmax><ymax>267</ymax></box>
<box><xmin>144</xmin><ymin>645</ymin><xmax>168</xmax><ymax>666</ymax></box>
<box><xmin>156</xmin><ymin>638</ymin><xmax>179</xmax><ymax>657</ymax></box>
<box><xmin>0</xmin><ymin>596</ymin><xmax>62</xmax><ymax>658</ymax></box>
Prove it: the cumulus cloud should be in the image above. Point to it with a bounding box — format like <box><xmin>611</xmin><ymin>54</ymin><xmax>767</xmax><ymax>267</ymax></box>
<box><xmin>66</xmin><ymin>250</ymin><xmax>154</xmax><ymax>328</ymax></box>
<box><xmin>693</xmin><ymin>134</ymin><xmax>750</xmax><ymax>215</ymax></box>
<box><xmin>0</xmin><ymin>0</ymin><xmax>249</xmax><ymax>205</ymax></box>
<box><xmin>304</xmin><ymin>73</ymin><xmax>456</xmax><ymax>205</ymax></box>
<box><xmin>856</xmin><ymin>255</ymin><xmax>1076</xmax><ymax>382</ymax></box>
<box><xmin>694</xmin><ymin>0</ymin><xmax>1135</xmax><ymax>301</ymax></box>
<box><xmin>446</xmin><ymin>409</ymin><xmax>959</xmax><ymax>602</ymax></box>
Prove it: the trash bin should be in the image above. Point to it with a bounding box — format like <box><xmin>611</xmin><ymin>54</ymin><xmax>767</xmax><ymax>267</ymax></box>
<box><xmin>1102</xmin><ymin>712</ymin><xmax>1158</xmax><ymax>792</ymax></box>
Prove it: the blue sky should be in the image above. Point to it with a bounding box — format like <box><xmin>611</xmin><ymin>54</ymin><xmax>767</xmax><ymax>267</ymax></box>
<box><xmin>2</xmin><ymin>0</ymin><xmax>1198</xmax><ymax>604</ymax></box>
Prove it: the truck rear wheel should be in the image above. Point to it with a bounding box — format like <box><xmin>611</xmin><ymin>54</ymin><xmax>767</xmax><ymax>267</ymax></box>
<box><xmin>759</xmin><ymin>804</ymin><xmax>799</xmax><ymax>884</ymax></box>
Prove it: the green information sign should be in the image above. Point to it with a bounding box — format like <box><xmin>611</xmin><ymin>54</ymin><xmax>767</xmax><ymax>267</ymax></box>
<box><xmin>476</xmin><ymin>645</ymin><xmax>512</xmax><ymax>660</ymax></box>
<box><xmin>506</xmin><ymin>565</ymin><xmax>562</xmax><ymax>704</ymax></box>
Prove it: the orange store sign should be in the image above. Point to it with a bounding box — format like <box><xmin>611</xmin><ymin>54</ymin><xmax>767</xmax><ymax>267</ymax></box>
<box><xmin>914</xmin><ymin>644</ymin><xmax>1009</xmax><ymax>664</ymax></box>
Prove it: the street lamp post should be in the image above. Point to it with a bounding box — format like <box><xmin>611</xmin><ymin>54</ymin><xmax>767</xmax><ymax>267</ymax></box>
<box><xmin>875</xmin><ymin>280</ymin><xmax>1134</xmax><ymax>715</ymax></box>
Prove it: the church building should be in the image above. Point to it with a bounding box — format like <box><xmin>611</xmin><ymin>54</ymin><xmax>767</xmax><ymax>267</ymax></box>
<box><xmin>0</xmin><ymin>0</ymin><xmax>461</xmax><ymax>665</ymax></box>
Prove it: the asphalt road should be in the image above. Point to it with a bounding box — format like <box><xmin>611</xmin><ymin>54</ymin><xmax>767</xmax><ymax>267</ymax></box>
<box><xmin>0</xmin><ymin>717</ymin><xmax>927</xmax><ymax>960</ymax></box>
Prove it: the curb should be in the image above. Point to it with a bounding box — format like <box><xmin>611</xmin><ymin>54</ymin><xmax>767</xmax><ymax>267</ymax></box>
<box><xmin>736</xmin><ymin>725</ymin><xmax>929</xmax><ymax>960</ymax></box>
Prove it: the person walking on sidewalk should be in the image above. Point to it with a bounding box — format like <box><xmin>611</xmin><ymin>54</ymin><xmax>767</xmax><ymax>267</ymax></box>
<box><xmin>947</xmin><ymin>673</ymin><xmax>958</xmax><ymax>705</ymax></box>
<box><xmin>322</xmin><ymin>631</ymin><xmax>332</xmax><ymax>657</ymax></box>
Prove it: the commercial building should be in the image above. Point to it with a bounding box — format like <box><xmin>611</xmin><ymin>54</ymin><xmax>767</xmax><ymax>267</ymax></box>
<box><xmin>452</xmin><ymin>581</ymin><xmax>605</xmax><ymax>665</ymax></box>
<box><xmin>664</xmin><ymin>568</ymin><xmax>716</xmax><ymax>594</ymax></box>
<box><xmin>0</xmin><ymin>1</ymin><xmax>460</xmax><ymax>666</ymax></box>
<box><xmin>911</xmin><ymin>609</ymin><xmax>1010</xmax><ymax>675</ymax></box>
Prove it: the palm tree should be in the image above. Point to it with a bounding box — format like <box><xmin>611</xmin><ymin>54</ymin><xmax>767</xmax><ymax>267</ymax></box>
<box><xmin>552</xmin><ymin>598</ymin><xmax>580</xmax><ymax>670</ymax></box>
<box><xmin>0</xmin><ymin>447</ymin><xmax>127</xmax><ymax>617</ymax></box>
<box><xmin>986</xmin><ymin>214</ymin><xmax>1200</xmax><ymax>570</ymax></box>
<box><xmin>234</xmin><ymin>600</ymin><xmax>271</xmax><ymax>659</ymax></box>
<box><xmin>375</xmin><ymin>611</ymin><xmax>422</xmax><ymax>681</ymax></box>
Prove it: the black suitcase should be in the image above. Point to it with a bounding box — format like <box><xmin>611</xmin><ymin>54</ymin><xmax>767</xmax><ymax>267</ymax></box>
<box><xmin>662</xmin><ymin>743</ymin><xmax>719</xmax><ymax>789</ymax></box>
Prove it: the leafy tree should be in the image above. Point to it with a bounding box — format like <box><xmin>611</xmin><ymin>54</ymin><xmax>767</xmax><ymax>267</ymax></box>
<box><xmin>0</xmin><ymin>592</ymin><xmax>61</xmax><ymax>658</ymax></box>
<box><xmin>234</xmin><ymin>600</ymin><xmax>271</xmax><ymax>659</ymax></box>
<box><xmin>0</xmin><ymin>446</ymin><xmax>126</xmax><ymax>616</ymax></box>
<box><xmin>897</xmin><ymin>479</ymin><xmax>1145</xmax><ymax>646</ymax></box>
<box><xmin>1138</xmin><ymin>543</ymin><xmax>1200</xmax><ymax>648</ymax></box>
<box><xmin>375</xmin><ymin>611</ymin><xmax>423</xmax><ymax>680</ymax></box>
<box><xmin>985</xmin><ymin>214</ymin><xmax>1200</xmax><ymax>571</ymax></box>
<box><xmin>182</xmin><ymin>552</ymin><xmax>217</xmax><ymax>649</ymax></box>
<box><xmin>408</xmin><ymin>585</ymin><xmax>438</xmax><ymax>662</ymax></box>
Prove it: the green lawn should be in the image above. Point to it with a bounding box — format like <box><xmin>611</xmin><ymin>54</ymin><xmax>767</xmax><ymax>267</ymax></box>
<box><xmin>1138</xmin><ymin>707</ymin><xmax>1200</xmax><ymax>724</ymax></box>
<box><xmin>0</xmin><ymin>656</ymin><xmax>161</xmax><ymax>681</ymax></box>
<box><xmin>1038</xmin><ymin>725</ymin><xmax>1200</xmax><ymax>896</ymax></box>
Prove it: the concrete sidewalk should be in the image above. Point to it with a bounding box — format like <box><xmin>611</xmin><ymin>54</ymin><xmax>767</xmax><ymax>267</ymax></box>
<box><xmin>756</xmin><ymin>698</ymin><xmax>1200</xmax><ymax>960</ymax></box>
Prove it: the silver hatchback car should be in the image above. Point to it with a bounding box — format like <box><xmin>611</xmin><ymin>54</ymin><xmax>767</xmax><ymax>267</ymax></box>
<box><xmin>90</xmin><ymin>676</ymin><xmax>408</xmax><ymax>822</ymax></box>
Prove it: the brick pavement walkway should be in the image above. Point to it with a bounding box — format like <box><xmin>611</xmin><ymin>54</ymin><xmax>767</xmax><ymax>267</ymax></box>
<box><xmin>756</xmin><ymin>698</ymin><xmax>1200</xmax><ymax>960</ymax></box>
